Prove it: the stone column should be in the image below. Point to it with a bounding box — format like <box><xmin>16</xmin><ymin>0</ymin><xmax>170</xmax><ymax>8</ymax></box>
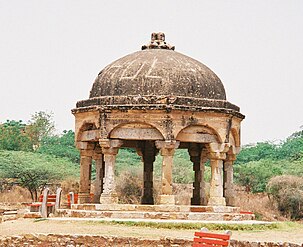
<box><xmin>93</xmin><ymin>153</ymin><xmax>104</xmax><ymax>203</ymax></box>
<box><xmin>78</xmin><ymin>150</ymin><xmax>92</xmax><ymax>204</ymax></box>
<box><xmin>207</xmin><ymin>143</ymin><xmax>230</xmax><ymax>206</ymax></box>
<box><xmin>224</xmin><ymin>146</ymin><xmax>239</xmax><ymax>206</ymax></box>
<box><xmin>140</xmin><ymin>141</ymin><xmax>156</xmax><ymax>205</ymax></box>
<box><xmin>155</xmin><ymin>140</ymin><xmax>180</xmax><ymax>205</ymax></box>
<box><xmin>99</xmin><ymin>139</ymin><xmax>123</xmax><ymax>204</ymax></box>
<box><xmin>189</xmin><ymin>144</ymin><xmax>208</xmax><ymax>206</ymax></box>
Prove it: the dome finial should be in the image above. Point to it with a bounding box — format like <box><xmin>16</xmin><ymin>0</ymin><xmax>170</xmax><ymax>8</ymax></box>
<box><xmin>142</xmin><ymin>32</ymin><xmax>175</xmax><ymax>50</ymax></box>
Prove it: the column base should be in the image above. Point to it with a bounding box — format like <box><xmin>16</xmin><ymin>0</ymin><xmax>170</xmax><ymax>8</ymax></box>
<box><xmin>225</xmin><ymin>196</ymin><xmax>235</xmax><ymax>206</ymax></box>
<box><xmin>159</xmin><ymin>195</ymin><xmax>175</xmax><ymax>205</ymax></box>
<box><xmin>141</xmin><ymin>195</ymin><xmax>154</xmax><ymax>205</ymax></box>
<box><xmin>191</xmin><ymin>196</ymin><xmax>207</xmax><ymax>206</ymax></box>
<box><xmin>78</xmin><ymin>193</ymin><xmax>91</xmax><ymax>204</ymax></box>
<box><xmin>100</xmin><ymin>193</ymin><xmax>118</xmax><ymax>204</ymax></box>
<box><xmin>208</xmin><ymin>196</ymin><xmax>226</xmax><ymax>206</ymax></box>
<box><xmin>93</xmin><ymin>194</ymin><xmax>101</xmax><ymax>204</ymax></box>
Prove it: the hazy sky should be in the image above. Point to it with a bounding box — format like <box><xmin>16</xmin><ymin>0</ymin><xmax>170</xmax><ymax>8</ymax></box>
<box><xmin>0</xmin><ymin>1</ymin><xmax>302</xmax><ymax>145</ymax></box>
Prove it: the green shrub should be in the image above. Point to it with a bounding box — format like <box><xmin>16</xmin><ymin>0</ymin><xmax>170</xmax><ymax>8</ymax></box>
<box><xmin>234</xmin><ymin>159</ymin><xmax>283</xmax><ymax>192</ymax></box>
<box><xmin>267</xmin><ymin>175</ymin><xmax>303</xmax><ymax>219</ymax></box>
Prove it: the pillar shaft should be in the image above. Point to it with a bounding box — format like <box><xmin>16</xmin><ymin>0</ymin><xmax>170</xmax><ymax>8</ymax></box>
<box><xmin>99</xmin><ymin>139</ymin><xmax>122</xmax><ymax>204</ymax></box>
<box><xmin>207</xmin><ymin>143</ymin><xmax>230</xmax><ymax>206</ymax></box>
<box><xmin>190</xmin><ymin>146</ymin><xmax>207</xmax><ymax>205</ymax></box>
<box><xmin>78</xmin><ymin>153</ymin><xmax>92</xmax><ymax>204</ymax></box>
<box><xmin>155</xmin><ymin>140</ymin><xmax>179</xmax><ymax>205</ymax></box>
<box><xmin>141</xmin><ymin>141</ymin><xmax>156</xmax><ymax>205</ymax></box>
<box><xmin>208</xmin><ymin>157</ymin><xmax>225</xmax><ymax>205</ymax></box>
<box><xmin>224</xmin><ymin>154</ymin><xmax>236</xmax><ymax>206</ymax></box>
<box><xmin>93</xmin><ymin>154</ymin><xmax>104</xmax><ymax>203</ymax></box>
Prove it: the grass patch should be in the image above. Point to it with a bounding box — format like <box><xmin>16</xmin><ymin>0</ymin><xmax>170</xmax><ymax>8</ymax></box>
<box><xmin>84</xmin><ymin>220</ymin><xmax>281</xmax><ymax>231</ymax></box>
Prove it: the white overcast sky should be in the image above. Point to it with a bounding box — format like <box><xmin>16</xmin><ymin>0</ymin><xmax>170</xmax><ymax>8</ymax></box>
<box><xmin>0</xmin><ymin>1</ymin><xmax>302</xmax><ymax>145</ymax></box>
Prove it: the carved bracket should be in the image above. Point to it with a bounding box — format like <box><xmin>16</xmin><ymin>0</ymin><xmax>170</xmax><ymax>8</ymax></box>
<box><xmin>155</xmin><ymin>140</ymin><xmax>180</xmax><ymax>156</ymax></box>
<box><xmin>207</xmin><ymin>143</ymin><xmax>231</xmax><ymax>160</ymax></box>
<box><xmin>99</xmin><ymin>139</ymin><xmax>123</xmax><ymax>155</ymax></box>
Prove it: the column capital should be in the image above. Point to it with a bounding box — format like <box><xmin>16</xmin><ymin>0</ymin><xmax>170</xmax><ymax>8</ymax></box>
<box><xmin>225</xmin><ymin>154</ymin><xmax>237</xmax><ymax>163</ymax></box>
<box><xmin>99</xmin><ymin>139</ymin><xmax>123</xmax><ymax>148</ymax></box>
<box><xmin>207</xmin><ymin>143</ymin><xmax>231</xmax><ymax>160</ymax></box>
<box><xmin>228</xmin><ymin>145</ymin><xmax>241</xmax><ymax>155</ymax></box>
<box><xmin>77</xmin><ymin>141</ymin><xmax>95</xmax><ymax>151</ymax></box>
<box><xmin>225</xmin><ymin>145</ymin><xmax>240</xmax><ymax>163</ymax></box>
<box><xmin>155</xmin><ymin>140</ymin><xmax>179</xmax><ymax>156</ymax></box>
<box><xmin>80</xmin><ymin>149</ymin><xmax>94</xmax><ymax>157</ymax></box>
<box><xmin>99</xmin><ymin>139</ymin><xmax>123</xmax><ymax>155</ymax></box>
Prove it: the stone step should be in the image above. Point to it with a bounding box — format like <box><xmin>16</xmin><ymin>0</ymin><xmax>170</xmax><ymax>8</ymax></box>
<box><xmin>56</xmin><ymin>209</ymin><xmax>254</xmax><ymax>221</ymax></box>
<box><xmin>71</xmin><ymin>204</ymin><xmax>240</xmax><ymax>213</ymax></box>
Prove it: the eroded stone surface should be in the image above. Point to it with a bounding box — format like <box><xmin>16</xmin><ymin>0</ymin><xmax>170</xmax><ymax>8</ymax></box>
<box><xmin>0</xmin><ymin>234</ymin><xmax>301</xmax><ymax>247</ymax></box>
<box><xmin>73</xmin><ymin>33</ymin><xmax>245</xmax><ymax>210</ymax></box>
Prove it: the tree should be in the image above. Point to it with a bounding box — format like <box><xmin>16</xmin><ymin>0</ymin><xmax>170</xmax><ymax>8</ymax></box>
<box><xmin>0</xmin><ymin>150</ymin><xmax>78</xmax><ymax>201</ymax></box>
<box><xmin>26</xmin><ymin>111</ymin><xmax>55</xmax><ymax>149</ymax></box>
<box><xmin>37</xmin><ymin>130</ymin><xmax>80</xmax><ymax>163</ymax></box>
<box><xmin>276</xmin><ymin>131</ymin><xmax>303</xmax><ymax>161</ymax></box>
<box><xmin>0</xmin><ymin>120</ymin><xmax>32</xmax><ymax>151</ymax></box>
<box><xmin>235</xmin><ymin>142</ymin><xmax>277</xmax><ymax>165</ymax></box>
<box><xmin>234</xmin><ymin>159</ymin><xmax>283</xmax><ymax>193</ymax></box>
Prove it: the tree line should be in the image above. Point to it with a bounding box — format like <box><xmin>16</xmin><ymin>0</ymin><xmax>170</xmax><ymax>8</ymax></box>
<box><xmin>0</xmin><ymin>112</ymin><xmax>79</xmax><ymax>200</ymax></box>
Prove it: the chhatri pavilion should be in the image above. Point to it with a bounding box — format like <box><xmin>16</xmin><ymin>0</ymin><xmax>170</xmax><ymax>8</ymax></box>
<box><xmin>72</xmin><ymin>33</ymin><xmax>245</xmax><ymax>209</ymax></box>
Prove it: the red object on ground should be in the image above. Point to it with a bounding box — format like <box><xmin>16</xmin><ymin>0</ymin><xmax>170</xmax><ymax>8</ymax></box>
<box><xmin>192</xmin><ymin>231</ymin><xmax>230</xmax><ymax>247</ymax></box>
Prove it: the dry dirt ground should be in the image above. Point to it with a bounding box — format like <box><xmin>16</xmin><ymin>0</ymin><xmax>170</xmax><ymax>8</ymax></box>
<box><xmin>0</xmin><ymin>219</ymin><xmax>303</xmax><ymax>245</ymax></box>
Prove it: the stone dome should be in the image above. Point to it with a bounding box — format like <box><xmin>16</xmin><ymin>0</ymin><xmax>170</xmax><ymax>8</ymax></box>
<box><xmin>76</xmin><ymin>33</ymin><xmax>242</xmax><ymax>115</ymax></box>
<box><xmin>89</xmin><ymin>49</ymin><xmax>226</xmax><ymax>101</ymax></box>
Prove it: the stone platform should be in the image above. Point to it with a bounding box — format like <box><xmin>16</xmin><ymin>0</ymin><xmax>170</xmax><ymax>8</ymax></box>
<box><xmin>56</xmin><ymin>204</ymin><xmax>255</xmax><ymax>221</ymax></box>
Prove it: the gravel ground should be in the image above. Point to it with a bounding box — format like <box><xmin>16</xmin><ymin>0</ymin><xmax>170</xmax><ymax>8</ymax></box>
<box><xmin>0</xmin><ymin>218</ymin><xmax>303</xmax><ymax>244</ymax></box>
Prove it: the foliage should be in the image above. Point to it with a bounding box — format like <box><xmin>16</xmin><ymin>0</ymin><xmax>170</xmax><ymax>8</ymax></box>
<box><xmin>115</xmin><ymin>169</ymin><xmax>142</xmax><ymax>204</ymax></box>
<box><xmin>25</xmin><ymin>111</ymin><xmax>55</xmax><ymax>149</ymax></box>
<box><xmin>234</xmin><ymin>159</ymin><xmax>283</xmax><ymax>193</ymax></box>
<box><xmin>37</xmin><ymin>130</ymin><xmax>80</xmax><ymax>163</ymax></box>
<box><xmin>115</xmin><ymin>148</ymin><xmax>142</xmax><ymax>176</ymax></box>
<box><xmin>277</xmin><ymin>133</ymin><xmax>303</xmax><ymax>161</ymax></box>
<box><xmin>0</xmin><ymin>120</ymin><xmax>32</xmax><ymax>151</ymax></box>
<box><xmin>0</xmin><ymin>150</ymin><xmax>78</xmax><ymax>201</ymax></box>
<box><xmin>235</xmin><ymin>130</ymin><xmax>303</xmax><ymax>193</ymax></box>
<box><xmin>235</xmin><ymin>142</ymin><xmax>277</xmax><ymax>165</ymax></box>
<box><xmin>267</xmin><ymin>175</ymin><xmax>303</xmax><ymax>219</ymax></box>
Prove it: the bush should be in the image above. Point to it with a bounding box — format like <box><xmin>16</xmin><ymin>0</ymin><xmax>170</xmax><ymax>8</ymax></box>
<box><xmin>234</xmin><ymin>159</ymin><xmax>283</xmax><ymax>193</ymax></box>
<box><xmin>115</xmin><ymin>169</ymin><xmax>143</xmax><ymax>204</ymax></box>
<box><xmin>267</xmin><ymin>175</ymin><xmax>303</xmax><ymax>219</ymax></box>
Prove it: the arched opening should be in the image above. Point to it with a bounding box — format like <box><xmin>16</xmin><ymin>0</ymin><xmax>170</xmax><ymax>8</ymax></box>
<box><xmin>176</xmin><ymin>125</ymin><xmax>220</xmax><ymax>143</ymax></box>
<box><xmin>175</xmin><ymin>126</ymin><xmax>221</xmax><ymax>205</ymax></box>
<box><xmin>109</xmin><ymin>122</ymin><xmax>164</xmax><ymax>140</ymax></box>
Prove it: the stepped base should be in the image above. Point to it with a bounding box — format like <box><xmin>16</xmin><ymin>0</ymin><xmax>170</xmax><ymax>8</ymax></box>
<box><xmin>56</xmin><ymin>204</ymin><xmax>255</xmax><ymax>221</ymax></box>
